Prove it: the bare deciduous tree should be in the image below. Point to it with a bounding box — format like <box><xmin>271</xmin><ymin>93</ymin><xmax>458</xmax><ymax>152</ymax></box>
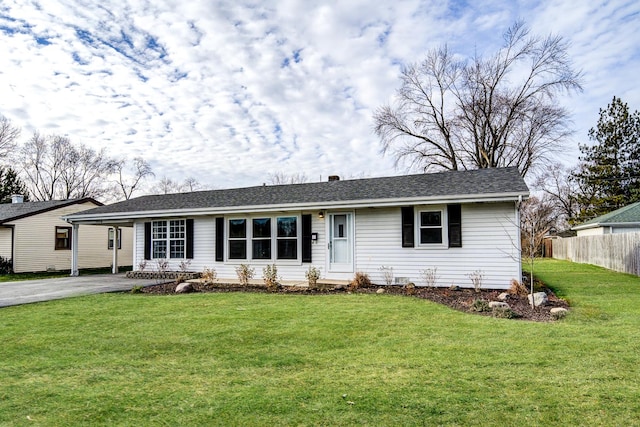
<box><xmin>115</xmin><ymin>157</ymin><xmax>155</xmax><ymax>200</ymax></box>
<box><xmin>534</xmin><ymin>163</ymin><xmax>580</xmax><ymax>229</ymax></box>
<box><xmin>374</xmin><ymin>21</ymin><xmax>582</xmax><ymax>177</ymax></box>
<box><xmin>520</xmin><ymin>195</ymin><xmax>558</xmax><ymax>306</ymax></box>
<box><xmin>0</xmin><ymin>115</ymin><xmax>20</xmax><ymax>161</ymax></box>
<box><xmin>151</xmin><ymin>176</ymin><xmax>206</xmax><ymax>194</ymax></box>
<box><xmin>18</xmin><ymin>133</ymin><xmax>117</xmax><ymax>201</ymax></box>
<box><xmin>268</xmin><ymin>172</ymin><xmax>309</xmax><ymax>185</ymax></box>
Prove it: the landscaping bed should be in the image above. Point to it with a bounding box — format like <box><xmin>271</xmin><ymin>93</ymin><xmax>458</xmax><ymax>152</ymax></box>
<box><xmin>140</xmin><ymin>276</ymin><xmax>569</xmax><ymax>322</ymax></box>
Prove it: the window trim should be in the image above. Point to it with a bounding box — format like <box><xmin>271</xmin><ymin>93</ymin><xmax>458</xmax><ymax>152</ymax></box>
<box><xmin>225</xmin><ymin>214</ymin><xmax>302</xmax><ymax>263</ymax></box>
<box><xmin>276</xmin><ymin>216</ymin><xmax>298</xmax><ymax>260</ymax></box>
<box><xmin>228</xmin><ymin>218</ymin><xmax>248</xmax><ymax>260</ymax></box>
<box><xmin>151</xmin><ymin>219</ymin><xmax>187</xmax><ymax>259</ymax></box>
<box><xmin>251</xmin><ymin>217</ymin><xmax>272</xmax><ymax>260</ymax></box>
<box><xmin>55</xmin><ymin>226</ymin><xmax>72</xmax><ymax>250</ymax></box>
<box><xmin>416</xmin><ymin>206</ymin><xmax>448</xmax><ymax>249</ymax></box>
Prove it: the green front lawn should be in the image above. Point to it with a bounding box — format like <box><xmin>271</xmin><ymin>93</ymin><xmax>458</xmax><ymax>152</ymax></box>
<box><xmin>1</xmin><ymin>259</ymin><xmax>639</xmax><ymax>425</ymax></box>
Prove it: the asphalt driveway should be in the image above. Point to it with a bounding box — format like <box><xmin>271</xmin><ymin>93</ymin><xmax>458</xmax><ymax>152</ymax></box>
<box><xmin>0</xmin><ymin>274</ymin><xmax>159</xmax><ymax>308</ymax></box>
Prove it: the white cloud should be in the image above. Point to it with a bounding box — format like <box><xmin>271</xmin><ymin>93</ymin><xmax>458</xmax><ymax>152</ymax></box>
<box><xmin>0</xmin><ymin>0</ymin><xmax>639</xmax><ymax>191</ymax></box>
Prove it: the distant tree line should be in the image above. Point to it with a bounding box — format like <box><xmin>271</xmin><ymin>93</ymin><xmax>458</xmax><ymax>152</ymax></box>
<box><xmin>0</xmin><ymin>114</ymin><xmax>207</xmax><ymax>203</ymax></box>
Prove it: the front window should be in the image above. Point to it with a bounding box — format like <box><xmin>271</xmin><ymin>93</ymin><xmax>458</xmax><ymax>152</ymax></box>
<box><xmin>55</xmin><ymin>226</ymin><xmax>72</xmax><ymax>250</ymax></box>
<box><xmin>152</xmin><ymin>220</ymin><xmax>186</xmax><ymax>258</ymax></box>
<box><xmin>277</xmin><ymin>217</ymin><xmax>297</xmax><ymax>259</ymax></box>
<box><xmin>252</xmin><ymin>218</ymin><xmax>271</xmax><ymax>259</ymax></box>
<box><xmin>229</xmin><ymin>219</ymin><xmax>247</xmax><ymax>259</ymax></box>
<box><xmin>227</xmin><ymin>215</ymin><xmax>299</xmax><ymax>261</ymax></box>
<box><xmin>419</xmin><ymin>211</ymin><xmax>443</xmax><ymax>244</ymax></box>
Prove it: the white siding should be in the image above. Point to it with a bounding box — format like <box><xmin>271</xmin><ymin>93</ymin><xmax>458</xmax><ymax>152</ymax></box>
<box><xmin>7</xmin><ymin>202</ymin><xmax>134</xmax><ymax>273</ymax></box>
<box><xmin>354</xmin><ymin>203</ymin><xmax>520</xmax><ymax>289</ymax></box>
<box><xmin>576</xmin><ymin>227</ymin><xmax>606</xmax><ymax>237</ymax></box>
<box><xmin>131</xmin><ymin>203</ymin><xmax>520</xmax><ymax>289</ymax></box>
<box><xmin>133</xmin><ymin>213</ymin><xmax>328</xmax><ymax>281</ymax></box>
<box><xmin>612</xmin><ymin>226</ymin><xmax>640</xmax><ymax>234</ymax></box>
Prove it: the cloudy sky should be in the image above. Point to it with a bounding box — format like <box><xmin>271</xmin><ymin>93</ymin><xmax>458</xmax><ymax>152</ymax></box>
<box><xmin>1</xmin><ymin>0</ymin><xmax>638</xmax><ymax>191</ymax></box>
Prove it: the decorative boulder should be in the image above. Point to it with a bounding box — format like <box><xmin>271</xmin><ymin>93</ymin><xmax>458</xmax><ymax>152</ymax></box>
<box><xmin>489</xmin><ymin>301</ymin><xmax>510</xmax><ymax>309</ymax></box>
<box><xmin>498</xmin><ymin>292</ymin><xmax>509</xmax><ymax>301</ymax></box>
<box><xmin>528</xmin><ymin>292</ymin><xmax>548</xmax><ymax>307</ymax></box>
<box><xmin>550</xmin><ymin>307</ymin><xmax>568</xmax><ymax>319</ymax></box>
<box><xmin>175</xmin><ymin>282</ymin><xmax>194</xmax><ymax>294</ymax></box>
<box><xmin>376</xmin><ymin>288</ymin><xmax>386</xmax><ymax>294</ymax></box>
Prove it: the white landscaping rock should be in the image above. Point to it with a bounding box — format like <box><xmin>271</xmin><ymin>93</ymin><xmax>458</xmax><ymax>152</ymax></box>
<box><xmin>376</xmin><ymin>288</ymin><xmax>386</xmax><ymax>294</ymax></box>
<box><xmin>489</xmin><ymin>301</ymin><xmax>510</xmax><ymax>309</ymax></box>
<box><xmin>550</xmin><ymin>307</ymin><xmax>568</xmax><ymax>320</ymax></box>
<box><xmin>528</xmin><ymin>292</ymin><xmax>548</xmax><ymax>307</ymax></box>
<box><xmin>498</xmin><ymin>292</ymin><xmax>509</xmax><ymax>301</ymax></box>
<box><xmin>175</xmin><ymin>282</ymin><xmax>194</xmax><ymax>294</ymax></box>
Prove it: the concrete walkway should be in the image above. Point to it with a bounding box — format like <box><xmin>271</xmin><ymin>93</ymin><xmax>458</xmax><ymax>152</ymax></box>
<box><xmin>0</xmin><ymin>274</ymin><xmax>159</xmax><ymax>308</ymax></box>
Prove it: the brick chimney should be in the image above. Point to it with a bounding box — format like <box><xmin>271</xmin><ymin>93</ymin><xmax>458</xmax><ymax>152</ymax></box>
<box><xmin>328</xmin><ymin>175</ymin><xmax>340</xmax><ymax>182</ymax></box>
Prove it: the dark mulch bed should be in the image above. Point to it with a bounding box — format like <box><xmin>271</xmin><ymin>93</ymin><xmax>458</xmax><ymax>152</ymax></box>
<box><xmin>139</xmin><ymin>276</ymin><xmax>569</xmax><ymax>322</ymax></box>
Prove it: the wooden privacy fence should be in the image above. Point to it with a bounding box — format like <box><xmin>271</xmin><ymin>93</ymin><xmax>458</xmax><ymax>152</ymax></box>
<box><xmin>552</xmin><ymin>232</ymin><xmax>640</xmax><ymax>276</ymax></box>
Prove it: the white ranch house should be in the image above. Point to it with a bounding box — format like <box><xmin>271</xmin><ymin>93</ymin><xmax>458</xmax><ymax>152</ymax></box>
<box><xmin>64</xmin><ymin>168</ymin><xmax>529</xmax><ymax>289</ymax></box>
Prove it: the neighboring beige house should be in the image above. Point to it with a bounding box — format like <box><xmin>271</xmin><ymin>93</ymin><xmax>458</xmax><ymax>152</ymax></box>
<box><xmin>0</xmin><ymin>196</ymin><xmax>133</xmax><ymax>273</ymax></box>
<box><xmin>573</xmin><ymin>202</ymin><xmax>640</xmax><ymax>237</ymax></box>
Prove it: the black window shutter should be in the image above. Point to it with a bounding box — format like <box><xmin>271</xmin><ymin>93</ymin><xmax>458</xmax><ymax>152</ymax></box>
<box><xmin>401</xmin><ymin>207</ymin><xmax>414</xmax><ymax>248</ymax></box>
<box><xmin>448</xmin><ymin>204</ymin><xmax>462</xmax><ymax>248</ymax></box>
<box><xmin>215</xmin><ymin>217</ymin><xmax>224</xmax><ymax>262</ymax></box>
<box><xmin>186</xmin><ymin>219</ymin><xmax>194</xmax><ymax>259</ymax></box>
<box><xmin>144</xmin><ymin>222</ymin><xmax>151</xmax><ymax>260</ymax></box>
<box><xmin>302</xmin><ymin>214</ymin><xmax>312</xmax><ymax>263</ymax></box>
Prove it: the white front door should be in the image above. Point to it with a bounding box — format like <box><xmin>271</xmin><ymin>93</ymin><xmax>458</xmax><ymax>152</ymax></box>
<box><xmin>328</xmin><ymin>213</ymin><xmax>353</xmax><ymax>273</ymax></box>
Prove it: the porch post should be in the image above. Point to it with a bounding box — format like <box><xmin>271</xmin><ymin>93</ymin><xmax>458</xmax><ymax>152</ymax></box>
<box><xmin>112</xmin><ymin>226</ymin><xmax>119</xmax><ymax>274</ymax></box>
<box><xmin>71</xmin><ymin>223</ymin><xmax>79</xmax><ymax>276</ymax></box>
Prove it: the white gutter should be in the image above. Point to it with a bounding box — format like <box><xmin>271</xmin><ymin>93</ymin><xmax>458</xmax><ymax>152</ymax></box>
<box><xmin>63</xmin><ymin>191</ymin><xmax>529</xmax><ymax>224</ymax></box>
<box><xmin>573</xmin><ymin>221</ymin><xmax>640</xmax><ymax>231</ymax></box>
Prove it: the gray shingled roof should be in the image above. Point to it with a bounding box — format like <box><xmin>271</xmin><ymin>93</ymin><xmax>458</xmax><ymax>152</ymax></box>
<box><xmin>0</xmin><ymin>198</ymin><xmax>102</xmax><ymax>224</ymax></box>
<box><xmin>67</xmin><ymin>168</ymin><xmax>528</xmax><ymax>219</ymax></box>
<box><xmin>574</xmin><ymin>201</ymin><xmax>640</xmax><ymax>229</ymax></box>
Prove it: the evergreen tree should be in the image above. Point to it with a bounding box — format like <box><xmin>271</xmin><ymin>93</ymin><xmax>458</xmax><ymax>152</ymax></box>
<box><xmin>574</xmin><ymin>97</ymin><xmax>640</xmax><ymax>220</ymax></box>
<box><xmin>0</xmin><ymin>167</ymin><xmax>29</xmax><ymax>203</ymax></box>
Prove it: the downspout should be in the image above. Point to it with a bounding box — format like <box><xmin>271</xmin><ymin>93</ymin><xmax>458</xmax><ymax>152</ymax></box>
<box><xmin>516</xmin><ymin>195</ymin><xmax>523</xmax><ymax>283</ymax></box>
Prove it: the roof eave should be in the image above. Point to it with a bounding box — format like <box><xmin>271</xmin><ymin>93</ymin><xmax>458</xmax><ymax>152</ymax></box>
<box><xmin>64</xmin><ymin>191</ymin><xmax>528</xmax><ymax>223</ymax></box>
<box><xmin>573</xmin><ymin>221</ymin><xmax>640</xmax><ymax>231</ymax></box>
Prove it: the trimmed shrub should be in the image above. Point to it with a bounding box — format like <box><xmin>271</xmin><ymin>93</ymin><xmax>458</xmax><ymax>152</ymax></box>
<box><xmin>235</xmin><ymin>264</ymin><xmax>255</xmax><ymax>286</ymax></box>
<box><xmin>0</xmin><ymin>256</ymin><xmax>13</xmax><ymax>274</ymax></box>
<box><xmin>262</xmin><ymin>264</ymin><xmax>280</xmax><ymax>292</ymax></box>
<box><xmin>493</xmin><ymin>307</ymin><xmax>520</xmax><ymax>319</ymax></box>
<box><xmin>470</xmin><ymin>299</ymin><xmax>491</xmax><ymax>312</ymax></box>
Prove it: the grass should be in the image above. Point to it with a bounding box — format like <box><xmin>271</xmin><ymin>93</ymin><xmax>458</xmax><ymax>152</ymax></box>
<box><xmin>0</xmin><ymin>259</ymin><xmax>639</xmax><ymax>425</ymax></box>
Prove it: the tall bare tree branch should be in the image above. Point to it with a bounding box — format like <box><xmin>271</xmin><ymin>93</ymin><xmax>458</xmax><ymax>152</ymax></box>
<box><xmin>374</xmin><ymin>21</ymin><xmax>582</xmax><ymax>177</ymax></box>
